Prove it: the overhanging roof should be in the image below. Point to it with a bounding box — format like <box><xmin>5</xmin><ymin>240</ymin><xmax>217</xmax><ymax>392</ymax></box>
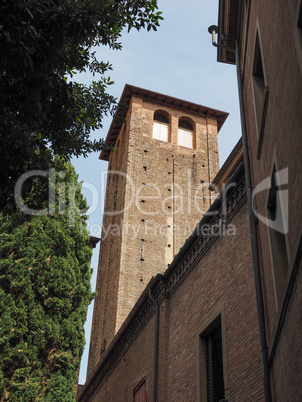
<box><xmin>100</xmin><ymin>84</ymin><xmax>229</xmax><ymax>161</ymax></box>
<box><xmin>217</xmin><ymin>0</ymin><xmax>242</xmax><ymax>64</ymax></box>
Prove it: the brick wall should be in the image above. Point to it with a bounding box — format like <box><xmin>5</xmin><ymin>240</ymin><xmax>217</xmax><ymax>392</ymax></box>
<box><xmin>166</xmin><ymin>202</ymin><xmax>263</xmax><ymax>402</ymax></box>
<box><xmin>80</xmin><ymin>180</ymin><xmax>265</xmax><ymax>402</ymax></box>
<box><xmin>86</xmin><ymin>92</ymin><xmax>221</xmax><ymax>379</ymax></box>
<box><xmin>116</xmin><ymin>96</ymin><xmax>219</xmax><ymax>332</ymax></box>
<box><xmin>87</xmin><ymin>119</ymin><xmax>131</xmax><ymax>378</ymax></box>
<box><xmin>238</xmin><ymin>0</ymin><xmax>302</xmax><ymax>399</ymax></box>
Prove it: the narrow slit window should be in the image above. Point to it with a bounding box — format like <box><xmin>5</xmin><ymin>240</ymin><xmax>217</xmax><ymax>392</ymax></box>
<box><xmin>133</xmin><ymin>379</ymin><xmax>147</xmax><ymax>402</ymax></box>
<box><xmin>205</xmin><ymin>324</ymin><xmax>224</xmax><ymax>402</ymax></box>
<box><xmin>200</xmin><ymin>316</ymin><xmax>225</xmax><ymax>402</ymax></box>
<box><xmin>252</xmin><ymin>32</ymin><xmax>269</xmax><ymax>153</ymax></box>
<box><xmin>298</xmin><ymin>1</ymin><xmax>302</xmax><ymax>46</ymax></box>
<box><xmin>298</xmin><ymin>2</ymin><xmax>302</xmax><ymax>29</ymax></box>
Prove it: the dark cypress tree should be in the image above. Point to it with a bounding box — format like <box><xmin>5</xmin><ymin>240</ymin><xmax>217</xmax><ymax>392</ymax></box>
<box><xmin>0</xmin><ymin>157</ymin><xmax>93</xmax><ymax>401</ymax></box>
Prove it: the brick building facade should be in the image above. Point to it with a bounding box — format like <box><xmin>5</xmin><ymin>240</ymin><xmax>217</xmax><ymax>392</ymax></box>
<box><xmin>78</xmin><ymin>1</ymin><xmax>302</xmax><ymax>400</ymax></box>
<box><xmin>79</xmin><ymin>140</ymin><xmax>265</xmax><ymax>401</ymax></box>
<box><xmin>86</xmin><ymin>85</ymin><xmax>229</xmax><ymax>380</ymax></box>
<box><xmin>213</xmin><ymin>0</ymin><xmax>302</xmax><ymax>400</ymax></box>
<box><xmin>78</xmin><ymin>82</ymin><xmax>266</xmax><ymax>400</ymax></box>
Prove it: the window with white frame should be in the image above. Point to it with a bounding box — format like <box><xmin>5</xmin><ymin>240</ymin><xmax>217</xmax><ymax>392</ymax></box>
<box><xmin>153</xmin><ymin>113</ymin><xmax>169</xmax><ymax>142</ymax></box>
<box><xmin>178</xmin><ymin>118</ymin><xmax>193</xmax><ymax>148</ymax></box>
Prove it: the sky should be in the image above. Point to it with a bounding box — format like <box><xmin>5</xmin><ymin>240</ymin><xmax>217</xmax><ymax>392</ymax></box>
<box><xmin>73</xmin><ymin>0</ymin><xmax>241</xmax><ymax>384</ymax></box>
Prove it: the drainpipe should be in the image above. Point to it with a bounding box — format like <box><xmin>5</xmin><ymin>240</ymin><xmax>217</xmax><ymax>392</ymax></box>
<box><xmin>148</xmin><ymin>288</ymin><xmax>159</xmax><ymax>402</ymax></box>
<box><xmin>208</xmin><ymin>26</ymin><xmax>272</xmax><ymax>402</ymax></box>
<box><xmin>206</xmin><ymin>115</ymin><xmax>212</xmax><ymax>204</ymax></box>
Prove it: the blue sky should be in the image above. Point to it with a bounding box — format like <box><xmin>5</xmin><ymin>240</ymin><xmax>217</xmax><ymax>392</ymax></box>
<box><xmin>72</xmin><ymin>0</ymin><xmax>241</xmax><ymax>384</ymax></box>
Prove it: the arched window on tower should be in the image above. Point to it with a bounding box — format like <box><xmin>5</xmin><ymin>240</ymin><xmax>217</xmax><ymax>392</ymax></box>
<box><xmin>153</xmin><ymin>112</ymin><xmax>169</xmax><ymax>142</ymax></box>
<box><xmin>178</xmin><ymin>118</ymin><xmax>194</xmax><ymax>149</ymax></box>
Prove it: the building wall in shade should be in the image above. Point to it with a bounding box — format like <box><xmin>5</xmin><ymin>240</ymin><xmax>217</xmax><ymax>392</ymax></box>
<box><xmin>218</xmin><ymin>0</ymin><xmax>302</xmax><ymax>400</ymax></box>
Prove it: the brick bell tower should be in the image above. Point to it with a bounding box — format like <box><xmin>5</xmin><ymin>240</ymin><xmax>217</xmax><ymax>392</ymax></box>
<box><xmin>86</xmin><ymin>84</ymin><xmax>228</xmax><ymax>378</ymax></box>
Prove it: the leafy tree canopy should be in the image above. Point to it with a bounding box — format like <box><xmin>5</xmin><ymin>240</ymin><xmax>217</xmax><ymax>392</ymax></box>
<box><xmin>0</xmin><ymin>157</ymin><xmax>94</xmax><ymax>401</ymax></box>
<box><xmin>0</xmin><ymin>0</ymin><xmax>162</xmax><ymax>209</ymax></box>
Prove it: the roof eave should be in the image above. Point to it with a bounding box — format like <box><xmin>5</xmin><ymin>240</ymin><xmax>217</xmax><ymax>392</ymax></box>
<box><xmin>217</xmin><ymin>0</ymin><xmax>241</xmax><ymax>64</ymax></box>
<box><xmin>99</xmin><ymin>84</ymin><xmax>229</xmax><ymax>160</ymax></box>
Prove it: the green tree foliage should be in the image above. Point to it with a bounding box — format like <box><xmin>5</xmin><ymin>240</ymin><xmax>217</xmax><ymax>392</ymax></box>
<box><xmin>0</xmin><ymin>0</ymin><xmax>162</xmax><ymax>208</ymax></box>
<box><xmin>0</xmin><ymin>158</ymin><xmax>94</xmax><ymax>401</ymax></box>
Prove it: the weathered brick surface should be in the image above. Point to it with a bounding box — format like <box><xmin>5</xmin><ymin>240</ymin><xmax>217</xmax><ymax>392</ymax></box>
<box><xmin>269</xmin><ymin>258</ymin><xmax>302</xmax><ymax>402</ymax></box>
<box><xmin>86</xmin><ymin>120</ymin><xmax>130</xmax><ymax>377</ymax></box>
<box><xmin>81</xmin><ymin>0</ymin><xmax>302</xmax><ymax>398</ymax></box>
<box><xmin>89</xmin><ymin>315</ymin><xmax>156</xmax><ymax>402</ymax></box>
<box><xmin>86</xmin><ymin>92</ymin><xmax>221</xmax><ymax>379</ymax></box>
<box><xmin>80</xmin><ymin>190</ymin><xmax>265</xmax><ymax>402</ymax></box>
<box><xmin>166</xmin><ymin>203</ymin><xmax>263</xmax><ymax>402</ymax></box>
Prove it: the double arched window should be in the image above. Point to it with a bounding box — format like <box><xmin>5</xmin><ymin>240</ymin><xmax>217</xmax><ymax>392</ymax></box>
<box><xmin>153</xmin><ymin>112</ymin><xmax>169</xmax><ymax>142</ymax></box>
<box><xmin>152</xmin><ymin>112</ymin><xmax>195</xmax><ymax>149</ymax></box>
<box><xmin>178</xmin><ymin>118</ymin><xmax>194</xmax><ymax>148</ymax></box>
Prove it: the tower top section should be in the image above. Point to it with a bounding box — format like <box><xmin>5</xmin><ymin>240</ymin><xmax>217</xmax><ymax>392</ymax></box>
<box><xmin>100</xmin><ymin>84</ymin><xmax>229</xmax><ymax>161</ymax></box>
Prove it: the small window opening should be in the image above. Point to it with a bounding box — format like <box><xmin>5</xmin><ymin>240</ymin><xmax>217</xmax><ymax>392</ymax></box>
<box><xmin>133</xmin><ymin>379</ymin><xmax>147</xmax><ymax>402</ymax></box>
<box><xmin>178</xmin><ymin>118</ymin><xmax>194</xmax><ymax>149</ymax></box>
<box><xmin>205</xmin><ymin>324</ymin><xmax>224</xmax><ymax>401</ymax></box>
<box><xmin>252</xmin><ymin>32</ymin><xmax>269</xmax><ymax>153</ymax></box>
<box><xmin>153</xmin><ymin>112</ymin><xmax>169</xmax><ymax>142</ymax></box>
<box><xmin>179</xmin><ymin>120</ymin><xmax>193</xmax><ymax>130</ymax></box>
<box><xmin>252</xmin><ymin>35</ymin><xmax>265</xmax><ymax>132</ymax></box>
<box><xmin>298</xmin><ymin>2</ymin><xmax>302</xmax><ymax>29</ymax></box>
<box><xmin>298</xmin><ymin>1</ymin><xmax>302</xmax><ymax>46</ymax></box>
<box><xmin>200</xmin><ymin>316</ymin><xmax>225</xmax><ymax>402</ymax></box>
<box><xmin>154</xmin><ymin>113</ymin><xmax>169</xmax><ymax>124</ymax></box>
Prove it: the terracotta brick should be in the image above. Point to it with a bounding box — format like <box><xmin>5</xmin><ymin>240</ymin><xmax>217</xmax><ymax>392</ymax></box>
<box><xmin>86</xmin><ymin>87</ymin><xmax>226</xmax><ymax>379</ymax></box>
